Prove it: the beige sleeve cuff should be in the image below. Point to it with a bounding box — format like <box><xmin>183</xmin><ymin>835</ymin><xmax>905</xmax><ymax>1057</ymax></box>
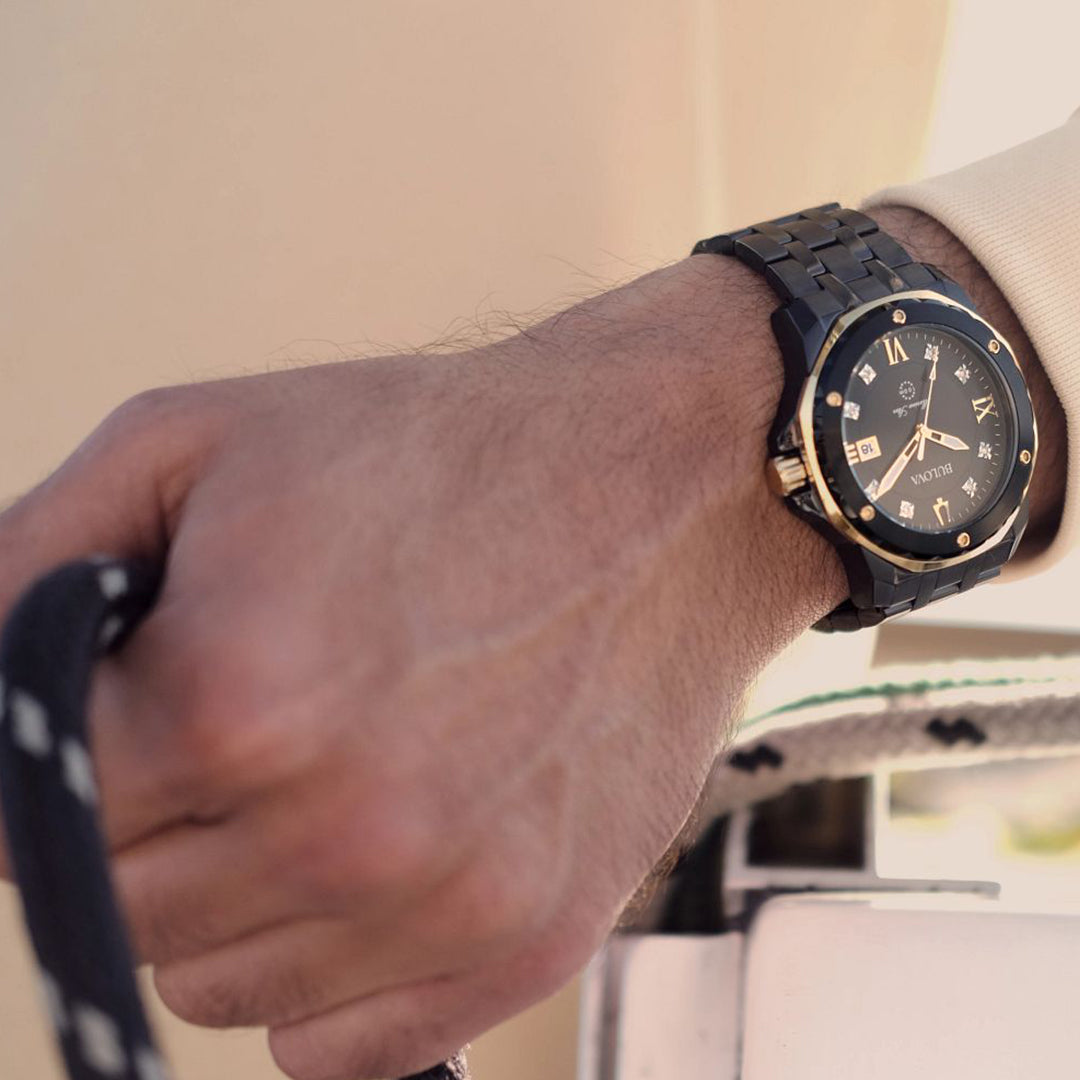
<box><xmin>863</xmin><ymin>108</ymin><xmax>1080</xmax><ymax>579</ymax></box>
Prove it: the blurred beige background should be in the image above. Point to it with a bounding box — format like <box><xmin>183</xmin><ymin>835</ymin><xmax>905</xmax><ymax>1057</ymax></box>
<box><xmin>0</xmin><ymin>2</ymin><xmax>1076</xmax><ymax>1078</ymax></box>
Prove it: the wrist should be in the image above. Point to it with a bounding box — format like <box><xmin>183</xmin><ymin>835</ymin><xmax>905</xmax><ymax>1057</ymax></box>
<box><xmin>499</xmin><ymin>203</ymin><xmax>1067</xmax><ymax>668</ymax></box>
<box><xmin>633</xmin><ymin>204</ymin><xmax>1066</xmax><ymax>647</ymax></box>
<box><xmin>636</xmin><ymin>253</ymin><xmax>852</xmax><ymax>649</ymax></box>
<box><xmin>492</xmin><ymin>249</ymin><xmax>848</xmax><ymax>682</ymax></box>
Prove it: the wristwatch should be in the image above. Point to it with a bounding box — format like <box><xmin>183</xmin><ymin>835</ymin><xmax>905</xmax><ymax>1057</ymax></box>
<box><xmin>692</xmin><ymin>204</ymin><xmax>1037</xmax><ymax>632</ymax></box>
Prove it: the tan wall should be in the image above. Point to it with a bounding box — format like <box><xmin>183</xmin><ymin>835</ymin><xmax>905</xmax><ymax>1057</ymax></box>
<box><xmin>0</xmin><ymin>3</ymin><xmax>948</xmax><ymax>1077</ymax></box>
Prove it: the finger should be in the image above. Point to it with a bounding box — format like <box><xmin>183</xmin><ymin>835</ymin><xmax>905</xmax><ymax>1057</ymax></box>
<box><xmin>145</xmin><ymin>776</ymin><xmax>571</xmax><ymax>1028</ymax></box>
<box><xmin>150</xmin><ymin>917</ymin><xmax>442</xmax><ymax>1031</ymax></box>
<box><xmin>264</xmin><ymin>924</ymin><xmax>588</xmax><ymax>1080</ymax></box>
<box><xmin>270</xmin><ymin>973</ymin><xmax>480</xmax><ymax>1080</ymax></box>
<box><xmin>112</xmin><ymin>809</ymin><xmax>305</xmax><ymax>967</ymax></box>
<box><xmin>85</xmin><ymin>655</ymin><xmax>197</xmax><ymax>846</ymax></box>
<box><xmin>110</xmin><ymin>722</ymin><xmax>459</xmax><ymax>969</ymax></box>
<box><xmin>108</xmin><ymin>777</ymin><xmax>437</xmax><ymax>968</ymax></box>
<box><xmin>63</xmin><ymin>575</ymin><xmax>328</xmax><ymax>897</ymax></box>
<box><xmin>0</xmin><ymin>595</ymin><xmax>229</xmax><ymax>883</ymax></box>
<box><xmin>147</xmin><ymin>837</ymin><xmax>549</xmax><ymax>1029</ymax></box>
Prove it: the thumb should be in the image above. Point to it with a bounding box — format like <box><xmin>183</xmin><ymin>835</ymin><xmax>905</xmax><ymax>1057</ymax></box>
<box><xmin>0</xmin><ymin>389</ymin><xmax>195</xmax><ymax>615</ymax></box>
<box><xmin>0</xmin><ymin>388</ymin><xmax>206</xmax><ymax>876</ymax></box>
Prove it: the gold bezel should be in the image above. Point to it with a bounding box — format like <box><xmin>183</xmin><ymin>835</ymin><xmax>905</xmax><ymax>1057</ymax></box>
<box><xmin>794</xmin><ymin>290</ymin><xmax>1038</xmax><ymax>574</ymax></box>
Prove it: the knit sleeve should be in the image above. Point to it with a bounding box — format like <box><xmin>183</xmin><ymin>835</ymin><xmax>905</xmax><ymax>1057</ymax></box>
<box><xmin>863</xmin><ymin>108</ymin><xmax>1080</xmax><ymax>578</ymax></box>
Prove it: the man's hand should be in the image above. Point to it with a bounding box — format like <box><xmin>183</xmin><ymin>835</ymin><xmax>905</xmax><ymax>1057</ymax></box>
<box><xmin>0</xmin><ymin>206</ymin><xmax>1065</xmax><ymax>1080</ymax></box>
<box><xmin>0</xmin><ymin>261</ymin><xmax>846</xmax><ymax>1079</ymax></box>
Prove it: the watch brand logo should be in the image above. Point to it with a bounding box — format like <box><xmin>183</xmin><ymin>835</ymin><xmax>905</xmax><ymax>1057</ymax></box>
<box><xmin>910</xmin><ymin>462</ymin><xmax>954</xmax><ymax>486</ymax></box>
<box><xmin>892</xmin><ymin>397</ymin><xmax>928</xmax><ymax>420</ymax></box>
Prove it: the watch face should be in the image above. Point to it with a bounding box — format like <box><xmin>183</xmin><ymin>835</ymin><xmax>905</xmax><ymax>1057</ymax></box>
<box><xmin>839</xmin><ymin>325</ymin><xmax>1017</xmax><ymax>534</ymax></box>
<box><xmin>803</xmin><ymin>295</ymin><xmax>1037</xmax><ymax>565</ymax></box>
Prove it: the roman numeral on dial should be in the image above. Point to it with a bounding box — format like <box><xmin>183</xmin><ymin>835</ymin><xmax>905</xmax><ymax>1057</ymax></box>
<box><xmin>972</xmin><ymin>395</ymin><xmax>998</xmax><ymax>423</ymax></box>
<box><xmin>884</xmin><ymin>338</ymin><xmax>911</xmax><ymax>366</ymax></box>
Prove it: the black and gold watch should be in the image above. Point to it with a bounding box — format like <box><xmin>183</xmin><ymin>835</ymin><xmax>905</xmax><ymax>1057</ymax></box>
<box><xmin>693</xmin><ymin>204</ymin><xmax>1037</xmax><ymax>632</ymax></box>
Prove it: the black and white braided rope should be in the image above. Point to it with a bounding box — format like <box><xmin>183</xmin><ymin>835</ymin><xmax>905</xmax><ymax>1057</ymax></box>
<box><xmin>704</xmin><ymin>663</ymin><xmax>1080</xmax><ymax>818</ymax></box>
<box><xmin>0</xmin><ymin>557</ymin><xmax>468</xmax><ymax>1080</ymax></box>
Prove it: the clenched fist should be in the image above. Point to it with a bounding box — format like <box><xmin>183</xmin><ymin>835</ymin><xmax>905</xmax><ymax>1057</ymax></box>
<box><xmin>4</xmin><ymin>232</ymin><xmax>1016</xmax><ymax>1079</ymax></box>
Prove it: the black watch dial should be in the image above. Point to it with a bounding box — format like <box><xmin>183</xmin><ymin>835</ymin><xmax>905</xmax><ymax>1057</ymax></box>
<box><xmin>838</xmin><ymin>326</ymin><xmax>1017</xmax><ymax>534</ymax></box>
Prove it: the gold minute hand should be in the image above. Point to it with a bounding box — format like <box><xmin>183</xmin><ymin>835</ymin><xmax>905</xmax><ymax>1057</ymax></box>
<box><xmin>921</xmin><ymin>428</ymin><xmax>970</xmax><ymax>452</ymax></box>
<box><xmin>875</xmin><ymin>429</ymin><xmax>922</xmax><ymax>499</ymax></box>
<box><xmin>916</xmin><ymin>351</ymin><xmax>939</xmax><ymax>462</ymax></box>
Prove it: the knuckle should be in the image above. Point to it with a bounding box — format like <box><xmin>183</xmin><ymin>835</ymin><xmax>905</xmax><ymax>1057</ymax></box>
<box><xmin>120</xmin><ymin>882</ymin><xmax>219</xmax><ymax>967</ymax></box>
<box><xmin>352</xmin><ymin>1037</ymin><xmax>444</xmax><ymax>1080</ymax></box>
<box><xmin>154</xmin><ymin>961</ymin><xmax>252</xmax><ymax>1030</ymax></box>
<box><xmin>166</xmin><ymin>635</ymin><xmax>300</xmax><ymax>797</ymax></box>
<box><xmin>261</xmin><ymin>960</ymin><xmax>326</xmax><ymax>1028</ymax></box>
<box><xmin>171</xmin><ymin>682</ymin><xmax>255</xmax><ymax>784</ymax></box>
<box><xmin>97</xmin><ymin>387</ymin><xmax>189</xmax><ymax>449</ymax></box>
<box><xmin>267</xmin><ymin>1022</ymin><xmax>358</xmax><ymax>1080</ymax></box>
<box><xmin>453</xmin><ymin>857</ymin><xmax>543</xmax><ymax>947</ymax></box>
<box><xmin>284</xmin><ymin>792</ymin><xmax>440</xmax><ymax>908</ymax></box>
<box><xmin>268</xmin><ymin>1011</ymin><xmax>446</xmax><ymax>1080</ymax></box>
<box><xmin>83</xmin><ymin>384</ymin><xmax>214</xmax><ymax>536</ymax></box>
<box><xmin>524</xmin><ymin>918</ymin><xmax>605</xmax><ymax>996</ymax></box>
<box><xmin>124</xmin><ymin>903</ymin><xmax>170</xmax><ymax>966</ymax></box>
<box><xmin>154</xmin><ymin>958</ymin><xmax>320</xmax><ymax>1030</ymax></box>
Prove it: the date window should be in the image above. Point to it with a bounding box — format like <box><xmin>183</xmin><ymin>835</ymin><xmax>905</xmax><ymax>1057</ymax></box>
<box><xmin>844</xmin><ymin>434</ymin><xmax>883</xmax><ymax>467</ymax></box>
<box><xmin>856</xmin><ymin>436</ymin><xmax>881</xmax><ymax>463</ymax></box>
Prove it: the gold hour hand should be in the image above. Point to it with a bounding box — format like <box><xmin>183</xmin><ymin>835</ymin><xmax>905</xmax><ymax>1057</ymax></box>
<box><xmin>921</xmin><ymin>428</ymin><xmax>970</xmax><ymax>452</ymax></box>
<box><xmin>875</xmin><ymin>429</ymin><xmax>922</xmax><ymax>499</ymax></box>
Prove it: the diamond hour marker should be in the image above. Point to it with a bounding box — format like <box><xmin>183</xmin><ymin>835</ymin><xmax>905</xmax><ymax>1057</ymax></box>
<box><xmin>843</xmin><ymin>401</ymin><xmax>861</xmax><ymax>420</ymax></box>
<box><xmin>899</xmin><ymin>500</ymin><xmax>914</xmax><ymax>520</ymax></box>
<box><xmin>955</xmin><ymin>364</ymin><xmax>971</xmax><ymax>385</ymax></box>
<box><xmin>978</xmin><ymin>441</ymin><xmax>993</xmax><ymax>461</ymax></box>
<box><xmin>962</xmin><ymin>476</ymin><xmax>979</xmax><ymax>498</ymax></box>
<box><xmin>858</xmin><ymin>363</ymin><xmax>876</xmax><ymax>386</ymax></box>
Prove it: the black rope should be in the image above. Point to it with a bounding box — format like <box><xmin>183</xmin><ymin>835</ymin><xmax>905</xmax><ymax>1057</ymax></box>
<box><xmin>0</xmin><ymin>557</ymin><xmax>467</xmax><ymax>1080</ymax></box>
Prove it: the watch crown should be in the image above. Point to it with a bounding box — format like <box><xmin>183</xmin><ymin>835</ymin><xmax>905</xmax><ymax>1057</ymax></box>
<box><xmin>766</xmin><ymin>454</ymin><xmax>809</xmax><ymax>497</ymax></box>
